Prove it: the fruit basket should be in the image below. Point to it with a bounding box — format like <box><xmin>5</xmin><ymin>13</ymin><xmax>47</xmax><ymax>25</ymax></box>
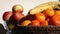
<box><xmin>12</xmin><ymin>25</ymin><xmax>60</xmax><ymax>34</ymax></box>
<box><xmin>2</xmin><ymin>1</ymin><xmax>60</xmax><ymax>34</ymax></box>
<box><xmin>11</xmin><ymin>2</ymin><xmax>60</xmax><ymax>34</ymax></box>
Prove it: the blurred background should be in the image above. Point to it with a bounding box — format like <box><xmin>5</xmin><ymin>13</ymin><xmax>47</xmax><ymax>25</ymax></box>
<box><xmin>0</xmin><ymin>0</ymin><xmax>58</xmax><ymax>29</ymax></box>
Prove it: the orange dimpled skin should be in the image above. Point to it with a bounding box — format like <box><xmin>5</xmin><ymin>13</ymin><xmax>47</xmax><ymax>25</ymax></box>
<box><xmin>55</xmin><ymin>10</ymin><xmax>60</xmax><ymax>15</ymax></box>
<box><xmin>40</xmin><ymin>21</ymin><xmax>48</xmax><ymax>26</ymax></box>
<box><xmin>35</xmin><ymin>13</ymin><xmax>46</xmax><ymax>22</ymax></box>
<box><xmin>43</xmin><ymin>8</ymin><xmax>55</xmax><ymax>17</ymax></box>
<box><xmin>31</xmin><ymin>20</ymin><xmax>40</xmax><ymax>26</ymax></box>
<box><xmin>52</xmin><ymin>14</ymin><xmax>60</xmax><ymax>26</ymax></box>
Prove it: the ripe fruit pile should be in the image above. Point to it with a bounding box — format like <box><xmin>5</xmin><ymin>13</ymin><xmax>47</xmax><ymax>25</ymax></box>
<box><xmin>19</xmin><ymin>8</ymin><xmax>60</xmax><ymax>26</ymax></box>
<box><xmin>3</xmin><ymin>4</ymin><xmax>60</xmax><ymax>27</ymax></box>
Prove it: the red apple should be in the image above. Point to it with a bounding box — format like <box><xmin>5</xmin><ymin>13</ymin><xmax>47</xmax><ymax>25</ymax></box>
<box><xmin>12</xmin><ymin>13</ymin><xmax>24</xmax><ymax>21</ymax></box>
<box><xmin>31</xmin><ymin>20</ymin><xmax>40</xmax><ymax>26</ymax></box>
<box><xmin>12</xmin><ymin>4</ymin><xmax>23</xmax><ymax>13</ymax></box>
<box><xmin>3</xmin><ymin>11</ymin><xmax>12</xmax><ymax>21</ymax></box>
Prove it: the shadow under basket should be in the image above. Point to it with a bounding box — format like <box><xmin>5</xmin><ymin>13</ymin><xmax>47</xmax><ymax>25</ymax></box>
<box><xmin>12</xmin><ymin>25</ymin><xmax>60</xmax><ymax>34</ymax></box>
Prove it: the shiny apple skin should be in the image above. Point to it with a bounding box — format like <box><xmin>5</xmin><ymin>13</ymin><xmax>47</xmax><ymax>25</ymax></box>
<box><xmin>3</xmin><ymin>11</ymin><xmax>12</xmax><ymax>21</ymax></box>
<box><xmin>12</xmin><ymin>4</ymin><xmax>23</xmax><ymax>13</ymax></box>
<box><xmin>12</xmin><ymin>13</ymin><xmax>24</xmax><ymax>21</ymax></box>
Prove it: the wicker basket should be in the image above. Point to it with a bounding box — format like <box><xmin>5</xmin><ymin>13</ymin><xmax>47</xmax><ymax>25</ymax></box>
<box><xmin>12</xmin><ymin>26</ymin><xmax>60</xmax><ymax>34</ymax></box>
<box><xmin>7</xmin><ymin>2</ymin><xmax>60</xmax><ymax>34</ymax></box>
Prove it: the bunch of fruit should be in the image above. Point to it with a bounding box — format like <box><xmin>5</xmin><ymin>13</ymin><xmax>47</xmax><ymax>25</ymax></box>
<box><xmin>2</xmin><ymin>2</ymin><xmax>60</xmax><ymax>30</ymax></box>
<box><xmin>3</xmin><ymin>4</ymin><xmax>25</xmax><ymax>29</ymax></box>
<box><xmin>18</xmin><ymin>2</ymin><xmax>60</xmax><ymax>26</ymax></box>
<box><xmin>19</xmin><ymin>8</ymin><xmax>60</xmax><ymax>26</ymax></box>
<box><xmin>3</xmin><ymin>4</ymin><xmax>24</xmax><ymax>21</ymax></box>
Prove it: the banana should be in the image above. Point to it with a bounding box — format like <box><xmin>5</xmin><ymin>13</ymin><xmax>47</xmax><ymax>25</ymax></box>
<box><xmin>29</xmin><ymin>1</ymin><xmax>60</xmax><ymax>15</ymax></box>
